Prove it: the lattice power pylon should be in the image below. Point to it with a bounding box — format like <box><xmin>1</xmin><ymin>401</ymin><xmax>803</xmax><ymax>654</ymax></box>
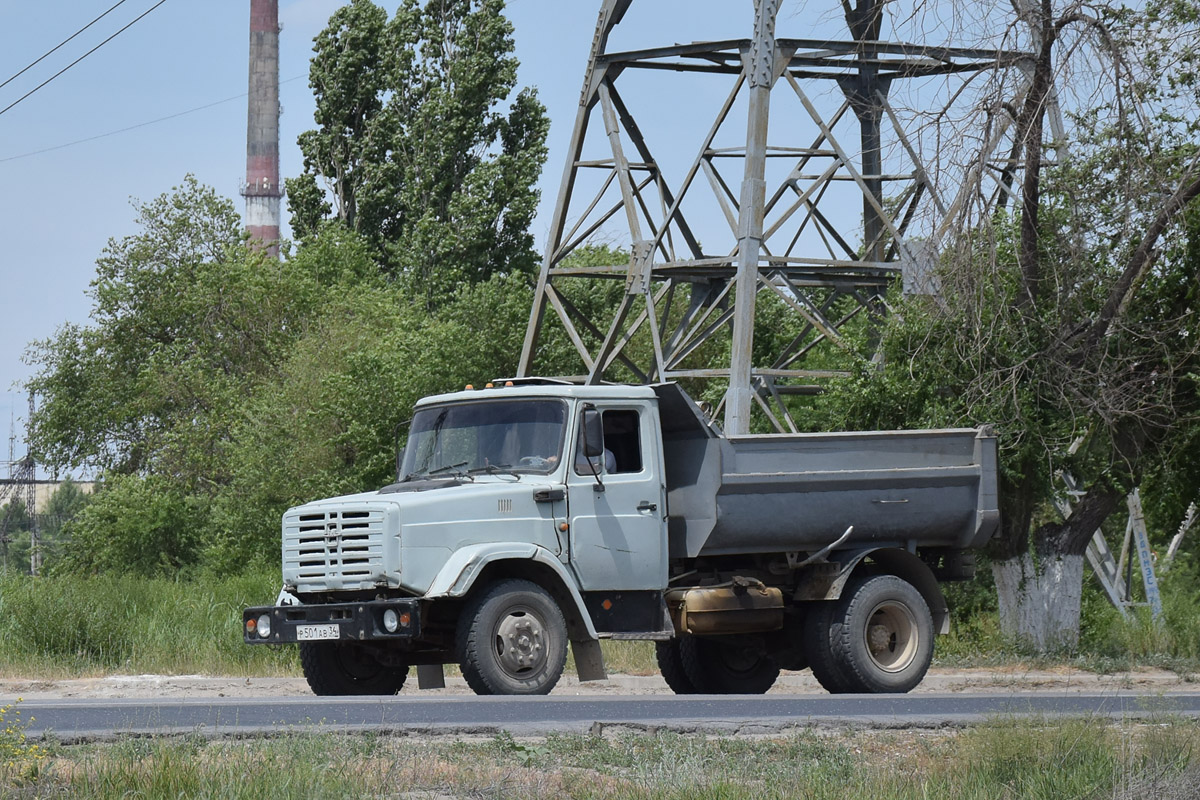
<box><xmin>518</xmin><ymin>0</ymin><xmax>1036</xmax><ymax>433</ymax></box>
<box><xmin>0</xmin><ymin>456</ymin><xmax>38</xmax><ymax>574</ymax></box>
<box><xmin>0</xmin><ymin>395</ymin><xmax>40</xmax><ymax>574</ymax></box>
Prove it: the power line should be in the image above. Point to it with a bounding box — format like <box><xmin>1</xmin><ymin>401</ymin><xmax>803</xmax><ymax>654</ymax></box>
<box><xmin>0</xmin><ymin>0</ymin><xmax>170</xmax><ymax>119</ymax></box>
<box><xmin>0</xmin><ymin>0</ymin><xmax>132</xmax><ymax>92</ymax></box>
<box><xmin>0</xmin><ymin>75</ymin><xmax>305</xmax><ymax>164</ymax></box>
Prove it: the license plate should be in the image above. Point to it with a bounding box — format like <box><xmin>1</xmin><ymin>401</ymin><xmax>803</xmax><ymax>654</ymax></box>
<box><xmin>296</xmin><ymin>624</ymin><xmax>340</xmax><ymax>641</ymax></box>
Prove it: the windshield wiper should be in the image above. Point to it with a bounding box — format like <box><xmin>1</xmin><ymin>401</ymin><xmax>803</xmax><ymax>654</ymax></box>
<box><xmin>425</xmin><ymin>461</ymin><xmax>471</xmax><ymax>479</ymax></box>
<box><xmin>470</xmin><ymin>463</ymin><xmax>520</xmax><ymax>480</ymax></box>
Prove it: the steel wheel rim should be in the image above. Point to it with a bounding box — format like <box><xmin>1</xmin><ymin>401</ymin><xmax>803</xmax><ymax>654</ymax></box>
<box><xmin>863</xmin><ymin>600</ymin><xmax>918</xmax><ymax>673</ymax></box>
<box><xmin>494</xmin><ymin>607</ymin><xmax>548</xmax><ymax>678</ymax></box>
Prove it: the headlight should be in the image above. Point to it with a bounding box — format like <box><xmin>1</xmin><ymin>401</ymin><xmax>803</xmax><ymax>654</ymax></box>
<box><xmin>383</xmin><ymin>608</ymin><xmax>400</xmax><ymax>633</ymax></box>
<box><xmin>256</xmin><ymin>614</ymin><xmax>272</xmax><ymax>638</ymax></box>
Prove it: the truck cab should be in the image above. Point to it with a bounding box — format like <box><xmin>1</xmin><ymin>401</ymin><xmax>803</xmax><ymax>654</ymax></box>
<box><xmin>245</xmin><ymin>382</ymin><xmax>677</xmax><ymax>694</ymax></box>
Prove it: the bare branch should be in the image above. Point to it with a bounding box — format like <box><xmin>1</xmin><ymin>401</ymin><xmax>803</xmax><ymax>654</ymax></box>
<box><xmin>1077</xmin><ymin>159</ymin><xmax>1200</xmax><ymax>355</ymax></box>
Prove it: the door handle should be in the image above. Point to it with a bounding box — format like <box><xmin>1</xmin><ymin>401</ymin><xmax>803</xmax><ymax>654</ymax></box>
<box><xmin>637</xmin><ymin>501</ymin><xmax>658</xmax><ymax>512</ymax></box>
<box><xmin>534</xmin><ymin>487</ymin><xmax>565</xmax><ymax>503</ymax></box>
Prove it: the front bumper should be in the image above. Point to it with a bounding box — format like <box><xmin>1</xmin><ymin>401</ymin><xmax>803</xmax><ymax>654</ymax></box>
<box><xmin>243</xmin><ymin>598</ymin><xmax>422</xmax><ymax>644</ymax></box>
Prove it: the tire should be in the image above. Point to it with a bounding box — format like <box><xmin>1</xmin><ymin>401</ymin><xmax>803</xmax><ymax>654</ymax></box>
<box><xmin>656</xmin><ymin>639</ymin><xmax>701</xmax><ymax>694</ymax></box>
<box><xmin>828</xmin><ymin>575</ymin><xmax>934</xmax><ymax>694</ymax></box>
<box><xmin>457</xmin><ymin>579</ymin><xmax>568</xmax><ymax>696</ymax></box>
<box><xmin>678</xmin><ymin>635</ymin><xmax>780</xmax><ymax>694</ymax></box>
<box><xmin>802</xmin><ymin>600</ymin><xmax>857</xmax><ymax>694</ymax></box>
<box><xmin>299</xmin><ymin>642</ymin><xmax>408</xmax><ymax>696</ymax></box>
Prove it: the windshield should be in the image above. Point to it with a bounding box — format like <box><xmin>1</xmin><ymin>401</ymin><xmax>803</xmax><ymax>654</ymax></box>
<box><xmin>399</xmin><ymin>399</ymin><xmax>567</xmax><ymax>479</ymax></box>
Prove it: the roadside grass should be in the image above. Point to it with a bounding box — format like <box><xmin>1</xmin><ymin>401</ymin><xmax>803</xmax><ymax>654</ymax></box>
<box><xmin>934</xmin><ymin>570</ymin><xmax>1200</xmax><ymax>678</ymax></box>
<box><xmin>935</xmin><ymin>605</ymin><xmax>1200</xmax><ymax>677</ymax></box>
<box><xmin>0</xmin><ymin>571</ymin><xmax>294</xmax><ymax>678</ymax></box>
<box><xmin>5</xmin><ymin>719</ymin><xmax>1199</xmax><ymax>798</ymax></box>
<box><xmin>595</xmin><ymin>641</ymin><xmax>658</xmax><ymax>675</ymax></box>
<box><xmin>935</xmin><ymin>557</ymin><xmax>1200</xmax><ymax>677</ymax></box>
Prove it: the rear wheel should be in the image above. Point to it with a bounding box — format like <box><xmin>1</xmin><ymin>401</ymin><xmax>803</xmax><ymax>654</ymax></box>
<box><xmin>656</xmin><ymin>639</ymin><xmax>700</xmax><ymax>694</ymax></box>
<box><xmin>803</xmin><ymin>600</ymin><xmax>856</xmax><ymax>694</ymax></box>
<box><xmin>814</xmin><ymin>575</ymin><xmax>934</xmax><ymax>694</ymax></box>
<box><xmin>457</xmin><ymin>579</ymin><xmax>568</xmax><ymax>695</ymax></box>
<box><xmin>299</xmin><ymin>642</ymin><xmax>408</xmax><ymax>696</ymax></box>
<box><xmin>678</xmin><ymin>636</ymin><xmax>779</xmax><ymax>694</ymax></box>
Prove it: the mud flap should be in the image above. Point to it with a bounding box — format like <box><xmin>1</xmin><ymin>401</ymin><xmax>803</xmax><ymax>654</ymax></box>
<box><xmin>571</xmin><ymin>639</ymin><xmax>607</xmax><ymax>682</ymax></box>
<box><xmin>416</xmin><ymin>664</ymin><xmax>446</xmax><ymax>689</ymax></box>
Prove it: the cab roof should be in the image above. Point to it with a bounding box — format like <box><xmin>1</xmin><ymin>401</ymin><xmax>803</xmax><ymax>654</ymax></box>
<box><xmin>414</xmin><ymin>381</ymin><xmax>719</xmax><ymax>440</ymax></box>
<box><xmin>415</xmin><ymin>381</ymin><xmax>660</xmax><ymax>409</ymax></box>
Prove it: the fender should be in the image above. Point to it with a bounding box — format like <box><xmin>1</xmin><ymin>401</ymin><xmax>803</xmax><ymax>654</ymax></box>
<box><xmin>802</xmin><ymin>547</ymin><xmax>950</xmax><ymax>635</ymax></box>
<box><xmin>425</xmin><ymin>542</ymin><xmax>599</xmax><ymax>639</ymax></box>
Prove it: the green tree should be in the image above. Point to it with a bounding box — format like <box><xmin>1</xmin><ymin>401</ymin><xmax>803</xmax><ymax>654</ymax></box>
<box><xmin>0</xmin><ymin>498</ymin><xmax>31</xmax><ymax>574</ymax></box>
<box><xmin>25</xmin><ymin>179</ymin><xmax>373</xmax><ymax>488</ymax></box>
<box><xmin>53</xmin><ymin>474</ymin><xmax>201</xmax><ymax>577</ymax></box>
<box><xmin>37</xmin><ymin>478</ymin><xmax>92</xmax><ymax>571</ymax></box>
<box><xmin>206</xmin><ymin>272</ymin><xmax>534</xmax><ymax>570</ymax></box>
<box><xmin>286</xmin><ymin>0</ymin><xmax>549</xmax><ymax>305</ymax></box>
<box><xmin>26</xmin><ymin>176</ymin><xmax>246</xmax><ymax>477</ymax></box>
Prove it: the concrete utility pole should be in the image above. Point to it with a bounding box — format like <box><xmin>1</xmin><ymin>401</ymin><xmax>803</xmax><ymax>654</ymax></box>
<box><xmin>518</xmin><ymin>0</ymin><xmax>1033</xmax><ymax>434</ymax></box>
<box><xmin>244</xmin><ymin>0</ymin><xmax>282</xmax><ymax>257</ymax></box>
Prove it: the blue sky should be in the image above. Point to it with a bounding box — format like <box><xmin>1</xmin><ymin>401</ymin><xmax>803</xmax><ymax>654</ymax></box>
<box><xmin>0</xmin><ymin>0</ymin><xmax>993</xmax><ymax>472</ymax></box>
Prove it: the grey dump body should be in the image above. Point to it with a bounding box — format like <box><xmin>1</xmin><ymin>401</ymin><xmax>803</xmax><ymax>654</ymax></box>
<box><xmin>654</xmin><ymin>384</ymin><xmax>1000</xmax><ymax>559</ymax></box>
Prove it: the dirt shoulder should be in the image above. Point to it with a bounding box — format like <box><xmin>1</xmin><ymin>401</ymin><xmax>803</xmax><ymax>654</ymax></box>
<box><xmin>0</xmin><ymin>665</ymin><xmax>1191</xmax><ymax>701</ymax></box>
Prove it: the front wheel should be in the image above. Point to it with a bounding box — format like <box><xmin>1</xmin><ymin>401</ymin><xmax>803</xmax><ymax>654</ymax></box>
<box><xmin>299</xmin><ymin>642</ymin><xmax>408</xmax><ymax>696</ymax></box>
<box><xmin>457</xmin><ymin>579</ymin><xmax>568</xmax><ymax>695</ymax></box>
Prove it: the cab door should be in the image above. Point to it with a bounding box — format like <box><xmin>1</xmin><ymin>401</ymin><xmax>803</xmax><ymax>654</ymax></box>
<box><xmin>566</xmin><ymin>403</ymin><xmax>667</xmax><ymax>592</ymax></box>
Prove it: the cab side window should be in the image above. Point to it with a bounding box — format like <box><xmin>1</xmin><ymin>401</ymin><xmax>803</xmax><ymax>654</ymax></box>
<box><xmin>603</xmin><ymin>409</ymin><xmax>642</xmax><ymax>473</ymax></box>
<box><xmin>575</xmin><ymin>409</ymin><xmax>642</xmax><ymax>475</ymax></box>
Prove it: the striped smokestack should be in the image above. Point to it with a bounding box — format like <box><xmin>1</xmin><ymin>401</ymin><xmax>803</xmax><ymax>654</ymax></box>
<box><xmin>244</xmin><ymin>0</ymin><xmax>282</xmax><ymax>256</ymax></box>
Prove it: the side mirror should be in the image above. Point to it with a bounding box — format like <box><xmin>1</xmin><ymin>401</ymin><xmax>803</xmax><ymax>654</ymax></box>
<box><xmin>582</xmin><ymin>407</ymin><xmax>604</xmax><ymax>458</ymax></box>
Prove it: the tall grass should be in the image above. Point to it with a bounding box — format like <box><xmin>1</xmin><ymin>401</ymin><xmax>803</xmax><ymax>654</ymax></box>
<box><xmin>936</xmin><ymin>563</ymin><xmax>1200</xmax><ymax>673</ymax></box>
<box><xmin>7</xmin><ymin>720</ymin><xmax>1199</xmax><ymax>799</ymax></box>
<box><xmin>0</xmin><ymin>571</ymin><xmax>295</xmax><ymax>677</ymax></box>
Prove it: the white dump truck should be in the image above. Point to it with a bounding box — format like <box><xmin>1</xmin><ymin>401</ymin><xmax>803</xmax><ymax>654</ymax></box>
<box><xmin>244</xmin><ymin>380</ymin><xmax>998</xmax><ymax>696</ymax></box>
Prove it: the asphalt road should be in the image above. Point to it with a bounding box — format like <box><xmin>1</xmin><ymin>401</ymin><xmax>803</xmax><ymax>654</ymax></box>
<box><xmin>20</xmin><ymin>692</ymin><xmax>1200</xmax><ymax>742</ymax></box>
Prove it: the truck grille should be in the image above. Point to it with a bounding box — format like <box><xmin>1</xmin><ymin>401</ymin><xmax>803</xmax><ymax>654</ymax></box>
<box><xmin>284</xmin><ymin>508</ymin><xmax>385</xmax><ymax>585</ymax></box>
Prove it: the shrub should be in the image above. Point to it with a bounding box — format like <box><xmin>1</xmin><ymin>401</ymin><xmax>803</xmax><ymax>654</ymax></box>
<box><xmin>54</xmin><ymin>474</ymin><xmax>205</xmax><ymax>577</ymax></box>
